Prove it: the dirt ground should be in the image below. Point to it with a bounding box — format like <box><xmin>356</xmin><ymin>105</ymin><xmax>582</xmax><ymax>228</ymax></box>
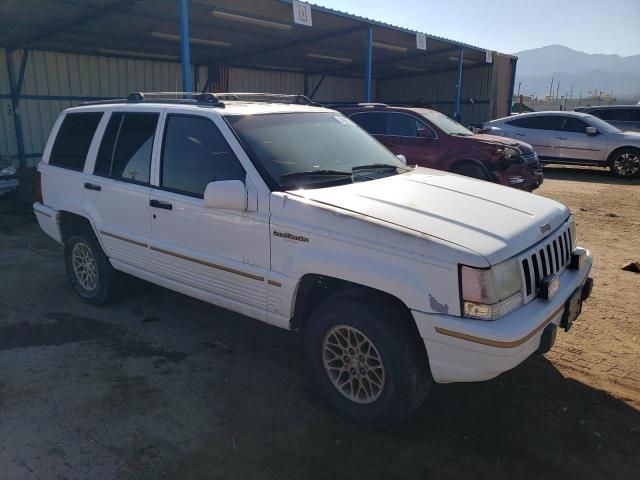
<box><xmin>0</xmin><ymin>166</ymin><xmax>639</xmax><ymax>480</ymax></box>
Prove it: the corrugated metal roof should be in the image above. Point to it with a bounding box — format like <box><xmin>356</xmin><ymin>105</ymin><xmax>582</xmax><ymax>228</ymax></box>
<box><xmin>0</xmin><ymin>0</ymin><xmax>515</xmax><ymax>79</ymax></box>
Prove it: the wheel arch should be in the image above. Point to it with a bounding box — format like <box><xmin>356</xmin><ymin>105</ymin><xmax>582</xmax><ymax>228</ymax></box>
<box><xmin>606</xmin><ymin>145</ymin><xmax>640</xmax><ymax>164</ymax></box>
<box><xmin>290</xmin><ymin>274</ymin><xmax>423</xmax><ymax>347</ymax></box>
<box><xmin>451</xmin><ymin>158</ymin><xmax>493</xmax><ymax>179</ymax></box>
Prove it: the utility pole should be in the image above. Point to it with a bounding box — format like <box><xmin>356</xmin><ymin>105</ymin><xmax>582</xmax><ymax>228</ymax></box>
<box><xmin>549</xmin><ymin>77</ymin><xmax>554</xmax><ymax>99</ymax></box>
<box><xmin>569</xmin><ymin>84</ymin><xmax>574</xmax><ymax>100</ymax></box>
<box><xmin>556</xmin><ymin>82</ymin><xmax>560</xmax><ymax>102</ymax></box>
<box><xmin>517</xmin><ymin>82</ymin><xmax>521</xmax><ymax>97</ymax></box>
<box><xmin>610</xmin><ymin>89</ymin><xmax>613</xmax><ymax>105</ymax></box>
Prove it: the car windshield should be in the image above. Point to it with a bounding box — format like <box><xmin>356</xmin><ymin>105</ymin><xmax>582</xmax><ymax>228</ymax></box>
<box><xmin>226</xmin><ymin>112</ymin><xmax>409</xmax><ymax>190</ymax></box>
<box><xmin>584</xmin><ymin>114</ymin><xmax>622</xmax><ymax>134</ymax></box>
<box><xmin>420</xmin><ymin>110</ymin><xmax>473</xmax><ymax>136</ymax></box>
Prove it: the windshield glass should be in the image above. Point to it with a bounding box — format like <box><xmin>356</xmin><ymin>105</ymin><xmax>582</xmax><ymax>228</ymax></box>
<box><xmin>584</xmin><ymin>114</ymin><xmax>621</xmax><ymax>134</ymax></box>
<box><xmin>420</xmin><ymin>110</ymin><xmax>473</xmax><ymax>136</ymax></box>
<box><xmin>227</xmin><ymin>112</ymin><xmax>408</xmax><ymax>190</ymax></box>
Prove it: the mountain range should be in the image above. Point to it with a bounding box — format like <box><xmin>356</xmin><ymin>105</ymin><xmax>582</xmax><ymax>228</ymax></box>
<box><xmin>512</xmin><ymin>45</ymin><xmax>640</xmax><ymax>100</ymax></box>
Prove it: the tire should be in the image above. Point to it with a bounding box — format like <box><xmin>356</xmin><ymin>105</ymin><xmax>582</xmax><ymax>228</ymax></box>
<box><xmin>304</xmin><ymin>293</ymin><xmax>431</xmax><ymax>426</ymax></box>
<box><xmin>453</xmin><ymin>162</ymin><xmax>490</xmax><ymax>181</ymax></box>
<box><xmin>64</xmin><ymin>228</ymin><xmax>115</xmax><ymax>305</ymax></box>
<box><xmin>609</xmin><ymin>148</ymin><xmax>640</xmax><ymax>178</ymax></box>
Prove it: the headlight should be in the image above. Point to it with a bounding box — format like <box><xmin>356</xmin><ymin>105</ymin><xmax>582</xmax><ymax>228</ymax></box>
<box><xmin>460</xmin><ymin>258</ymin><xmax>523</xmax><ymax>320</ymax></box>
<box><xmin>568</xmin><ymin>215</ymin><xmax>577</xmax><ymax>249</ymax></box>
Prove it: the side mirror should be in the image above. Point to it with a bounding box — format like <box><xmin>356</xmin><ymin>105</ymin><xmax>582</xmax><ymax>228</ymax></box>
<box><xmin>396</xmin><ymin>154</ymin><xmax>407</xmax><ymax>165</ymax></box>
<box><xmin>203</xmin><ymin>180</ymin><xmax>247</xmax><ymax>210</ymax></box>
<box><xmin>585</xmin><ymin>126</ymin><xmax>598</xmax><ymax>136</ymax></box>
<box><xmin>416</xmin><ymin>127</ymin><xmax>433</xmax><ymax>138</ymax></box>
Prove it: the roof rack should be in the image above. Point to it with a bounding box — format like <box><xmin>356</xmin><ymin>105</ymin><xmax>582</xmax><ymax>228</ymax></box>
<box><xmin>81</xmin><ymin>92</ymin><xmax>225</xmax><ymax>107</ymax></box>
<box><xmin>215</xmin><ymin>92</ymin><xmax>320</xmax><ymax>106</ymax></box>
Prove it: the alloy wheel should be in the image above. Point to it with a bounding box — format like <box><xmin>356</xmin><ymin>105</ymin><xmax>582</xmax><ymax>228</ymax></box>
<box><xmin>71</xmin><ymin>241</ymin><xmax>99</xmax><ymax>291</ymax></box>
<box><xmin>322</xmin><ymin>325</ymin><xmax>386</xmax><ymax>404</ymax></box>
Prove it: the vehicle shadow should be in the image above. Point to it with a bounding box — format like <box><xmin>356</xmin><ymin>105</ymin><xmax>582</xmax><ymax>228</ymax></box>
<box><xmin>120</xmin><ymin>283</ymin><xmax>640</xmax><ymax>480</ymax></box>
<box><xmin>542</xmin><ymin>164</ymin><xmax>640</xmax><ymax>185</ymax></box>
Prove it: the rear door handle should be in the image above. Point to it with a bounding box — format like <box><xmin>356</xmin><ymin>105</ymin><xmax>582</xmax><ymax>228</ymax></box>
<box><xmin>557</xmin><ymin>137</ymin><xmax>567</xmax><ymax>140</ymax></box>
<box><xmin>84</xmin><ymin>182</ymin><xmax>101</xmax><ymax>191</ymax></box>
<box><xmin>516</xmin><ymin>133</ymin><xmax>526</xmax><ymax>137</ymax></box>
<box><xmin>150</xmin><ymin>199</ymin><xmax>172</xmax><ymax>210</ymax></box>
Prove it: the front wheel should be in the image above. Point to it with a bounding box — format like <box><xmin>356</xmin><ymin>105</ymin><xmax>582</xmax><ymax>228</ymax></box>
<box><xmin>304</xmin><ymin>294</ymin><xmax>431</xmax><ymax>426</ymax></box>
<box><xmin>64</xmin><ymin>229</ymin><xmax>115</xmax><ymax>305</ymax></box>
<box><xmin>610</xmin><ymin>148</ymin><xmax>640</xmax><ymax>178</ymax></box>
<box><xmin>453</xmin><ymin>162</ymin><xmax>490</xmax><ymax>181</ymax></box>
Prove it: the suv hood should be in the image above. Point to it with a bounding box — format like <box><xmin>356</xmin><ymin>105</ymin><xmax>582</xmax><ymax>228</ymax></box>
<box><xmin>468</xmin><ymin>134</ymin><xmax>534</xmax><ymax>153</ymax></box>
<box><xmin>290</xmin><ymin>168</ymin><xmax>569</xmax><ymax>265</ymax></box>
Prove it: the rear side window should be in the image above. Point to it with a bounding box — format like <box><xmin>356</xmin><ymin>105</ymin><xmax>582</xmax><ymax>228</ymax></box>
<box><xmin>94</xmin><ymin>112</ymin><xmax>158</xmax><ymax>184</ymax></box>
<box><xmin>506</xmin><ymin>116</ymin><xmax>537</xmax><ymax>128</ymax></box>
<box><xmin>49</xmin><ymin>112</ymin><xmax>103</xmax><ymax>171</ymax></box>
<box><xmin>160</xmin><ymin>115</ymin><xmax>245</xmax><ymax>197</ymax></box>
<box><xmin>350</xmin><ymin>112</ymin><xmax>385</xmax><ymax>135</ymax></box>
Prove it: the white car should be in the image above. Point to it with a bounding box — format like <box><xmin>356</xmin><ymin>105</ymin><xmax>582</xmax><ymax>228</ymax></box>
<box><xmin>483</xmin><ymin>111</ymin><xmax>640</xmax><ymax>177</ymax></box>
<box><xmin>33</xmin><ymin>93</ymin><xmax>593</xmax><ymax>425</ymax></box>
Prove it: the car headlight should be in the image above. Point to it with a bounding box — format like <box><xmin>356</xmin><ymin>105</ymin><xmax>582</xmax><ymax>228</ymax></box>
<box><xmin>460</xmin><ymin>258</ymin><xmax>523</xmax><ymax>320</ymax></box>
<box><xmin>568</xmin><ymin>215</ymin><xmax>577</xmax><ymax>249</ymax></box>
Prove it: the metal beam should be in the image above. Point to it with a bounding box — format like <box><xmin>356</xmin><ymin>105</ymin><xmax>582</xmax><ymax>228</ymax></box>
<box><xmin>20</xmin><ymin>0</ymin><xmax>135</xmax><ymax>47</ymax></box>
<box><xmin>5</xmin><ymin>49</ymin><xmax>27</xmax><ymax>169</ymax></box>
<box><xmin>218</xmin><ymin>25</ymin><xmax>368</xmax><ymax>64</ymax></box>
<box><xmin>179</xmin><ymin>0</ymin><xmax>192</xmax><ymax>94</ymax></box>
<box><xmin>364</xmin><ymin>26</ymin><xmax>373</xmax><ymax>102</ymax></box>
<box><xmin>453</xmin><ymin>47</ymin><xmax>464</xmax><ymax>121</ymax></box>
<box><xmin>309</xmin><ymin>75</ymin><xmax>326</xmax><ymax>99</ymax></box>
<box><xmin>507</xmin><ymin>57</ymin><xmax>518</xmax><ymax>115</ymax></box>
<box><xmin>306</xmin><ymin>46</ymin><xmax>459</xmax><ymax>77</ymax></box>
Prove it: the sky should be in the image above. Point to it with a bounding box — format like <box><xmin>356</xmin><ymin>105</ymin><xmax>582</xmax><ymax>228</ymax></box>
<box><xmin>313</xmin><ymin>0</ymin><xmax>640</xmax><ymax>56</ymax></box>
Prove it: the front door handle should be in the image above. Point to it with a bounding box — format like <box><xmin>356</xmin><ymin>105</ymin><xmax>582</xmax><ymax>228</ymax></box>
<box><xmin>516</xmin><ymin>133</ymin><xmax>526</xmax><ymax>137</ymax></box>
<box><xmin>84</xmin><ymin>182</ymin><xmax>101</xmax><ymax>191</ymax></box>
<box><xmin>557</xmin><ymin>137</ymin><xmax>567</xmax><ymax>140</ymax></box>
<box><xmin>150</xmin><ymin>199</ymin><xmax>172</xmax><ymax>210</ymax></box>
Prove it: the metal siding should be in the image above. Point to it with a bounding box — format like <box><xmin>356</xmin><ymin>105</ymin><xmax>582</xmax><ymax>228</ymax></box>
<box><xmin>377</xmin><ymin>65</ymin><xmax>493</xmax><ymax>124</ymax></box>
<box><xmin>1</xmin><ymin>49</ymin><xmax>184</xmax><ymax>166</ymax></box>
<box><xmin>307</xmin><ymin>75</ymin><xmax>375</xmax><ymax>103</ymax></box>
<box><xmin>228</xmin><ymin>67</ymin><xmax>305</xmax><ymax>94</ymax></box>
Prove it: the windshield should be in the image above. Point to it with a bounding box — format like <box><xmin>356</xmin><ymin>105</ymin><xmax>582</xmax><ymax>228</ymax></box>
<box><xmin>227</xmin><ymin>112</ymin><xmax>408</xmax><ymax>190</ymax></box>
<box><xmin>584</xmin><ymin>115</ymin><xmax>622</xmax><ymax>134</ymax></box>
<box><xmin>420</xmin><ymin>110</ymin><xmax>473</xmax><ymax>136</ymax></box>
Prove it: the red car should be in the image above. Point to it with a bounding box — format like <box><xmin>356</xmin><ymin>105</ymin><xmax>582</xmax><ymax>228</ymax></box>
<box><xmin>339</xmin><ymin>105</ymin><xmax>543</xmax><ymax>191</ymax></box>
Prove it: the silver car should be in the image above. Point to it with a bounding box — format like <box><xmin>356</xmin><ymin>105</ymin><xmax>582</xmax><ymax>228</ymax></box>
<box><xmin>483</xmin><ymin>111</ymin><xmax>640</xmax><ymax>178</ymax></box>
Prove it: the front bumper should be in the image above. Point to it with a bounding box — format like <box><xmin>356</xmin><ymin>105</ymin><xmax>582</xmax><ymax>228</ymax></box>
<box><xmin>412</xmin><ymin>248</ymin><xmax>592</xmax><ymax>383</ymax></box>
<box><xmin>493</xmin><ymin>164</ymin><xmax>544</xmax><ymax>191</ymax></box>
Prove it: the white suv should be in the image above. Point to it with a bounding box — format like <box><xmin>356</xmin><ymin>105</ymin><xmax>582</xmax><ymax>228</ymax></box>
<box><xmin>34</xmin><ymin>92</ymin><xmax>593</xmax><ymax>425</ymax></box>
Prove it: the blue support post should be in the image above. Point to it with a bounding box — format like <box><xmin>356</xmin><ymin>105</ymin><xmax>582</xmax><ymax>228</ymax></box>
<box><xmin>364</xmin><ymin>25</ymin><xmax>373</xmax><ymax>102</ymax></box>
<box><xmin>507</xmin><ymin>58</ymin><xmax>517</xmax><ymax>115</ymax></box>
<box><xmin>6</xmin><ymin>49</ymin><xmax>29</xmax><ymax>169</ymax></box>
<box><xmin>179</xmin><ymin>0</ymin><xmax>192</xmax><ymax>95</ymax></box>
<box><xmin>454</xmin><ymin>47</ymin><xmax>463</xmax><ymax>121</ymax></box>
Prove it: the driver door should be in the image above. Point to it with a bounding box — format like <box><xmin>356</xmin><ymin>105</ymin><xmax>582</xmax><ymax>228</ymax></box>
<box><xmin>149</xmin><ymin>112</ymin><xmax>270</xmax><ymax>319</ymax></box>
<box><xmin>556</xmin><ymin>116</ymin><xmax>607</xmax><ymax>162</ymax></box>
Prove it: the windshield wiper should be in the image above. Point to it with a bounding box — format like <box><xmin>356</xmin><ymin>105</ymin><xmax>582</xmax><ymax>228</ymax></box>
<box><xmin>280</xmin><ymin>169</ymin><xmax>352</xmax><ymax>181</ymax></box>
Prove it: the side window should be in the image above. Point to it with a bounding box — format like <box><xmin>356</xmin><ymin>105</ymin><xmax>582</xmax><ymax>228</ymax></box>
<box><xmin>536</xmin><ymin>116</ymin><xmax>565</xmax><ymax>131</ymax></box>
<box><xmin>350</xmin><ymin>112</ymin><xmax>385</xmax><ymax>135</ymax></box>
<box><xmin>561</xmin><ymin>117</ymin><xmax>588</xmax><ymax>133</ymax></box>
<box><xmin>629</xmin><ymin>109</ymin><xmax>640</xmax><ymax>122</ymax></box>
<box><xmin>387</xmin><ymin>113</ymin><xmax>420</xmax><ymax>137</ymax></box>
<box><xmin>161</xmin><ymin>115</ymin><xmax>245</xmax><ymax>197</ymax></box>
<box><xmin>94</xmin><ymin>112</ymin><xmax>158</xmax><ymax>184</ymax></box>
<box><xmin>506</xmin><ymin>117</ymin><xmax>535</xmax><ymax>128</ymax></box>
<box><xmin>49</xmin><ymin>112</ymin><xmax>103</xmax><ymax>171</ymax></box>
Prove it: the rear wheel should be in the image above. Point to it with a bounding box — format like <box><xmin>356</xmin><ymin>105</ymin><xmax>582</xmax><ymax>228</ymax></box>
<box><xmin>304</xmin><ymin>294</ymin><xmax>431</xmax><ymax>426</ymax></box>
<box><xmin>453</xmin><ymin>162</ymin><xmax>490</xmax><ymax>181</ymax></box>
<box><xmin>64</xmin><ymin>228</ymin><xmax>115</xmax><ymax>305</ymax></box>
<box><xmin>609</xmin><ymin>148</ymin><xmax>640</xmax><ymax>178</ymax></box>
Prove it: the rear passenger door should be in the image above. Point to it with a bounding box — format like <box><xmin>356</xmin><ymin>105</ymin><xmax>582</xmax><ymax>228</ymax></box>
<box><xmin>504</xmin><ymin>116</ymin><xmax>561</xmax><ymax>158</ymax></box>
<box><xmin>148</xmin><ymin>113</ymin><xmax>269</xmax><ymax>319</ymax></box>
<box><xmin>84</xmin><ymin>110</ymin><xmax>159</xmax><ymax>269</ymax></box>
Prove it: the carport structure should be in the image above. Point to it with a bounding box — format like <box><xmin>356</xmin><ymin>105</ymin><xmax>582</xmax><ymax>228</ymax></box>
<box><xmin>0</xmin><ymin>0</ymin><xmax>517</xmax><ymax>169</ymax></box>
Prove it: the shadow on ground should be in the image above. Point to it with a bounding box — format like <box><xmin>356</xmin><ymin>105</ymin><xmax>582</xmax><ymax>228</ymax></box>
<box><xmin>542</xmin><ymin>165</ymin><xmax>640</xmax><ymax>185</ymax></box>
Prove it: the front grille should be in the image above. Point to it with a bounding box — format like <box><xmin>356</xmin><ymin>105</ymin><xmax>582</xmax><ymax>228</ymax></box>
<box><xmin>519</xmin><ymin>222</ymin><xmax>573</xmax><ymax>302</ymax></box>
